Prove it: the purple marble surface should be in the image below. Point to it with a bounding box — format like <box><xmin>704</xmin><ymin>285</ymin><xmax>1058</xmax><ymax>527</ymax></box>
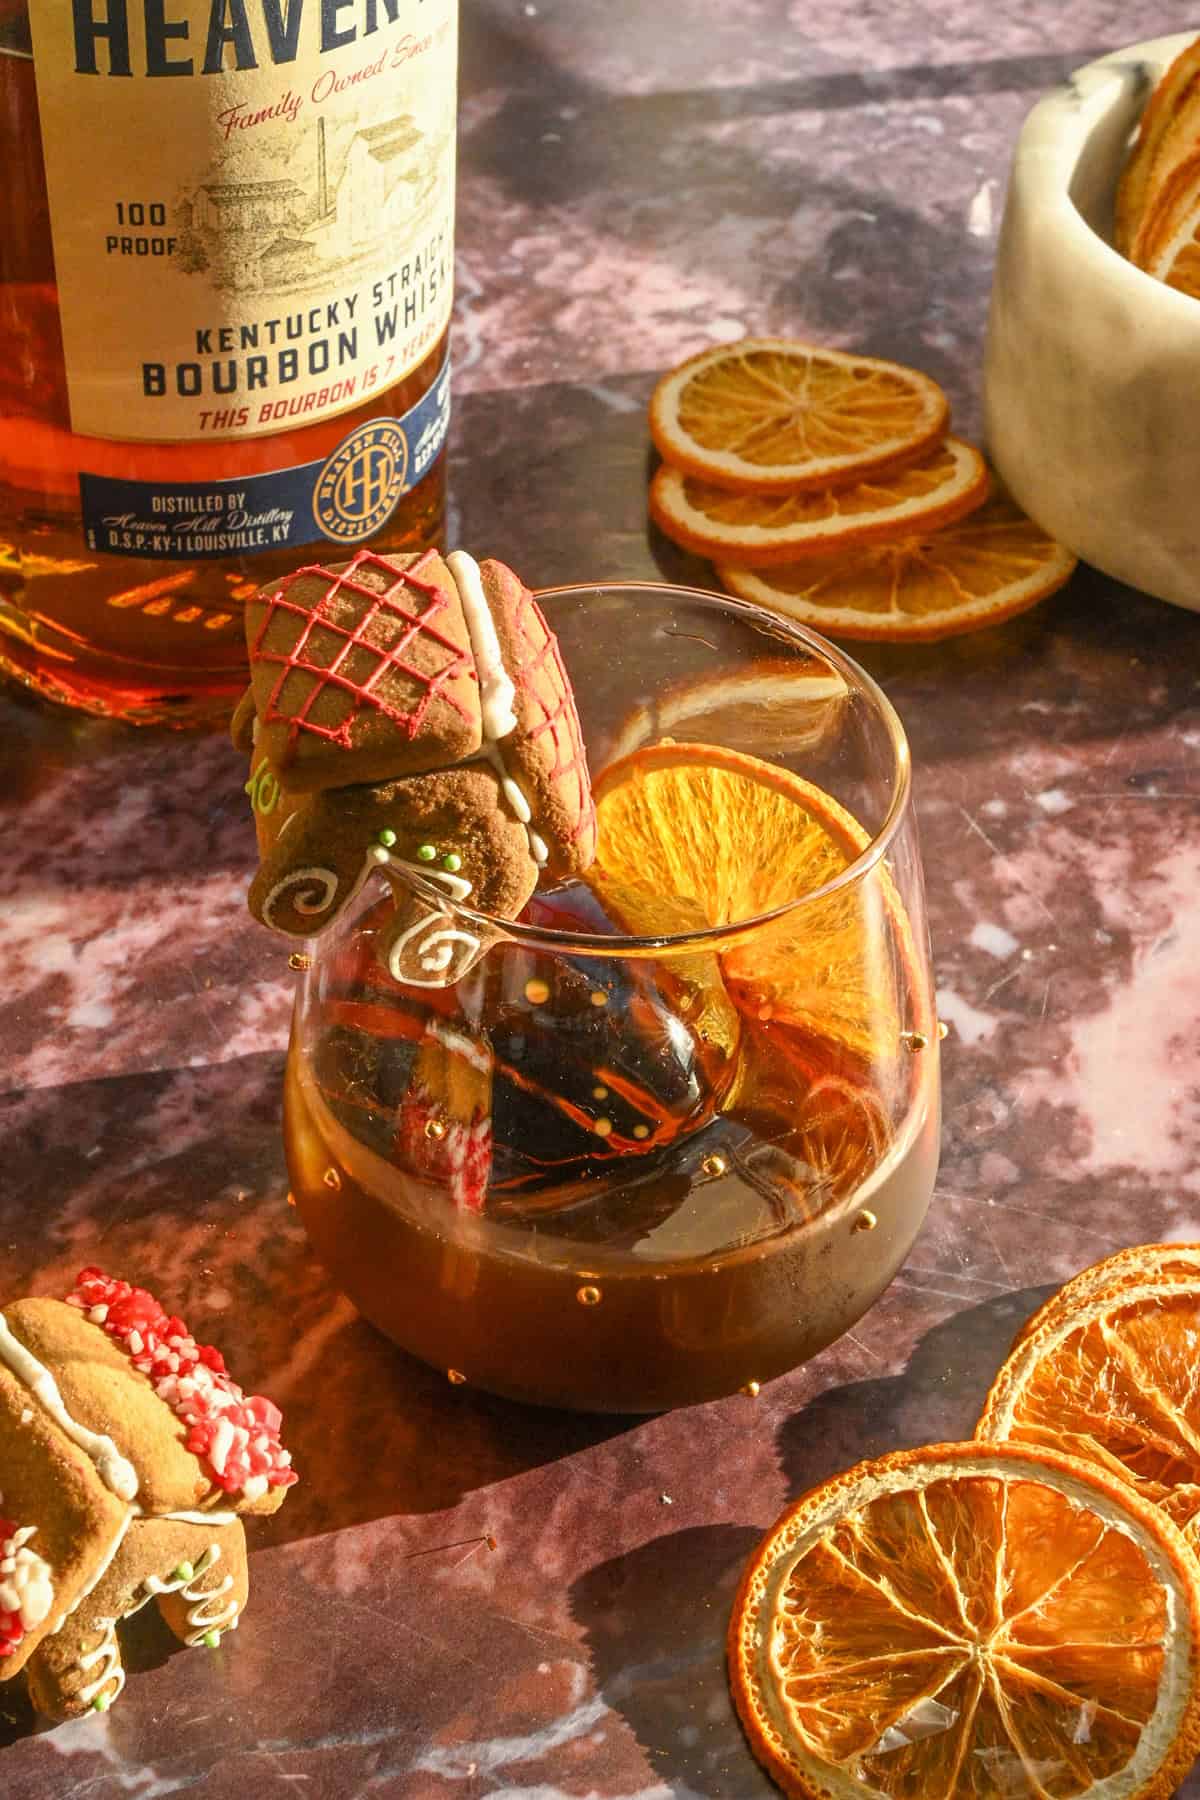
<box><xmin>4</xmin><ymin>0</ymin><xmax>1200</xmax><ymax>1793</ymax></box>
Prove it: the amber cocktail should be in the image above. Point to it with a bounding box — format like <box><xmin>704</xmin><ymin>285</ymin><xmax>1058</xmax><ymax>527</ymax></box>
<box><xmin>283</xmin><ymin>584</ymin><xmax>940</xmax><ymax>1411</ymax></box>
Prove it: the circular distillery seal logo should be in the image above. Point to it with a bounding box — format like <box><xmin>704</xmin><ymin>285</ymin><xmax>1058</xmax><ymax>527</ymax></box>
<box><xmin>313</xmin><ymin>419</ymin><xmax>409</xmax><ymax>544</ymax></box>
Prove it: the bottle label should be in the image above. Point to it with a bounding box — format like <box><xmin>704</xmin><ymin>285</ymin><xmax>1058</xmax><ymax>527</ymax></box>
<box><xmin>25</xmin><ymin>0</ymin><xmax>456</xmax><ymax>444</ymax></box>
<box><xmin>78</xmin><ymin>349</ymin><xmax>449</xmax><ymax>559</ymax></box>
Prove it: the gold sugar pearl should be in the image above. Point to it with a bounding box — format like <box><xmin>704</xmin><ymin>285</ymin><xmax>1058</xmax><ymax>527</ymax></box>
<box><xmin>576</xmin><ymin>1285</ymin><xmax>602</xmax><ymax>1307</ymax></box>
<box><xmin>853</xmin><ymin>1209</ymin><xmax>878</xmax><ymax>1234</ymax></box>
<box><xmin>593</xmin><ymin>1085</ymin><xmax>609</xmax><ymax>1100</ymax></box>
<box><xmin>424</xmin><ymin>1117</ymin><xmax>448</xmax><ymax>1141</ymax></box>
<box><xmin>740</xmin><ymin>1380</ymin><xmax>761</xmax><ymax>1398</ymax></box>
<box><xmin>701</xmin><ymin>1153</ymin><xmax>728</xmax><ymax>1178</ymax></box>
<box><xmin>593</xmin><ymin>1118</ymin><xmax>614</xmax><ymax>1138</ymax></box>
<box><xmin>287</xmin><ymin>952</ymin><xmax>312</xmax><ymax>972</ymax></box>
<box><xmin>902</xmin><ymin>1030</ymin><xmax>929</xmax><ymax>1053</ymax></box>
<box><xmin>632</xmin><ymin>1124</ymin><xmax>651</xmax><ymax>1140</ymax></box>
<box><xmin>938</xmin><ymin>1020</ymin><xmax>950</xmax><ymax>1040</ymax></box>
<box><xmin>589</xmin><ymin>990</ymin><xmax>608</xmax><ymax>1008</ymax></box>
<box><xmin>322</xmin><ymin>1167</ymin><xmax>341</xmax><ymax>1191</ymax></box>
<box><xmin>447</xmin><ymin>1369</ymin><xmax>467</xmax><ymax>1385</ymax></box>
<box><xmin>524</xmin><ymin>978</ymin><xmax>551</xmax><ymax>1005</ymax></box>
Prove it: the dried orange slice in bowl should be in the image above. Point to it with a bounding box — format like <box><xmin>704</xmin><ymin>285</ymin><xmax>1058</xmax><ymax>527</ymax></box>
<box><xmin>729</xmin><ymin>1440</ymin><xmax>1200</xmax><ymax>1800</ymax></box>
<box><xmin>979</xmin><ymin>1274</ymin><xmax>1200</xmax><ymax>1541</ymax></box>
<box><xmin>649</xmin><ymin>437</ymin><xmax>989</xmax><ymax>565</ymax></box>
<box><xmin>718</xmin><ymin>484</ymin><xmax>1077</xmax><ymax>642</ymax></box>
<box><xmin>1137</xmin><ymin>150</ymin><xmax>1200</xmax><ymax>299</ymax></box>
<box><xmin>1014</xmin><ymin>1242</ymin><xmax>1200</xmax><ymax>1346</ymax></box>
<box><xmin>1115</xmin><ymin>36</ymin><xmax>1200</xmax><ymax>254</ymax></box>
<box><xmin>649</xmin><ymin>338</ymin><xmax>949</xmax><ymax>493</ymax></box>
<box><xmin>586</xmin><ymin>741</ymin><xmax>908</xmax><ymax>1071</ymax></box>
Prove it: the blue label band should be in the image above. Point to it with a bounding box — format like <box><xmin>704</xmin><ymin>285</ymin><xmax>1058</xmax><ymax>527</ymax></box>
<box><xmin>79</xmin><ymin>354</ymin><xmax>450</xmax><ymax>562</ymax></box>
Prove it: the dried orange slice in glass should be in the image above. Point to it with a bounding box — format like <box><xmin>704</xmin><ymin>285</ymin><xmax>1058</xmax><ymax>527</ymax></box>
<box><xmin>649</xmin><ymin>338</ymin><xmax>949</xmax><ymax>493</ymax></box>
<box><xmin>1014</xmin><ymin>1243</ymin><xmax>1200</xmax><ymax>1347</ymax></box>
<box><xmin>980</xmin><ymin>1275</ymin><xmax>1200</xmax><ymax>1541</ymax></box>
<box><xmin>650</xmin><ymin>437</ymin><xmax>988</xmax><ymax>565</ymax></box>
<box><xmin>586</xmin><ymin>741</ymin><xmax>906</xmax><ymax>1070</ymax></box>
<box><xmin>606</xmin><ymin>658</ymin><xmax>848</xmax><ymax>762</ymax></box>
<box><xmin>729</xmin><ymin>1441</ymin><xmax>1200</xmax><ymax>1800</ymax></box>
<box><xmin>719</xmin><ymin>484</ymin><xmax>1077</xmax><ymax>642</ymax></box>
<box><xmin>723</xmin><ymin>1028</ymin><xmax>894</xmax><ymax>1218</ymax></box>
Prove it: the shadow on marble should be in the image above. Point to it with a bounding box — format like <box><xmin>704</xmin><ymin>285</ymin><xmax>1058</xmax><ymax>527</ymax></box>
<box><xmin>777</xmin><ymin>1284</ymin><xmax>1054</xmax><ymax>1503</ymax></box>
<box><xmin>258</xmin><ymin>1303</ymin><xmax>638</xmax><ymax>1550</ymax></box>
<box><xmin>0</xmin><ymin>1684</ymin><xmax>38</xmax><ymax>1753</ymax></box>
<box><xmin>1</xmin><ymin>1053</ymin><xmax>634</xmax><ymax>1552</ymax></box>
<box><xmin>570</xmin><ymin>1521</ymin><xmax>772</xmax><ymax>1799</ymax></box>
<box><xmin>0</xmin><ymin>1605</ymin><xmax>184</xmax><ymax>1753</ymax></box>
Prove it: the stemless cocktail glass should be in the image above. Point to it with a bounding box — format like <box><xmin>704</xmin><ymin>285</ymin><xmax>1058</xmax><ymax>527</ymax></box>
<box><xmin>283</xmin><ymin>583</ymin><xmax>940</xmax><ymax>1412</ymax></box>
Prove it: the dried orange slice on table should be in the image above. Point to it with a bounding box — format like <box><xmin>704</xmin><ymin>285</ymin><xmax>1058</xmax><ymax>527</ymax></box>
<box><xmin>1013</xmin><ymin>1241</ymin><xmax>1200</xmax><ymax>1346</ymax></box>
<box><xmin>650</xmin><ymin>436</ymin><xmax>989</xmax><ymax>564</ymax></box>
<box><xmin>980</xmin><ymin>1272</ymin><xmax>1200</xmax><ymax>1542</ymax></box>
<box><xmin>718</xmin><ymin>484</ymin><xmax>1078</xmax><ymax>642</ymax></box>
<box><xmin>649</xmin><ymin>338</ymin><xmax>949</xmax><ymax>492</ymax></box>
<box><xmin>729</xmin><ymin>1440</ymin><xmax>1200</xmax><ymax>1800</ymax></box>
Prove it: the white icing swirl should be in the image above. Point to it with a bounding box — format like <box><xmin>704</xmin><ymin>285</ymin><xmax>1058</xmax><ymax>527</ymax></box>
<box><xmin>0</xmin><ymin>1313</ymin><xmax>138</xmax><ymax>1501</ymax></box>
<box><xmin>388</xmin><ymin>918</ymin><xmax>484</xmax><ymax>988</ymax></box>
<box><xmin>77</xmin><ymin>1619</ymin><xmax>124</xmax><ymax>1707</ymax></box>
<box><xmin>180</xmin><ymin>1546</ymin><xmax>240</xmax><ymax>1646</ymax></box>
<box><xmin>261</xmin><ymin>865</ymin><xmax>340</xmax><ymax>930</ymax></box>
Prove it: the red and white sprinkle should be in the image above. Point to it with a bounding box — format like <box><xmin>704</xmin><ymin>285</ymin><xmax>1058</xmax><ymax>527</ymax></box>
<box><xmin>66</xmin><ymin>1269</ymin><xmax>297</xmax><ymax>1500</ymax></box>
<box><xmin>0</xmin><ymin>1518</ymin><xmax>54</xmax><ymax>1656</ymax></box>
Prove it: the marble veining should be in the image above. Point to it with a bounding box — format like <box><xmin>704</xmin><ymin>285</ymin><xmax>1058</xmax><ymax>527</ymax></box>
<box><xmin>4</xmin><ymin>1</ymin><xmax>1200</xmax><ymax>1794</ymax></box>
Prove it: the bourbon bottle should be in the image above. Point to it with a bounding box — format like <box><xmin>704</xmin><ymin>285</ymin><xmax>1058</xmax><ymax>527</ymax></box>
<box><xmin>0</xmin><ymin>0</ymin><xmax>456</xmax><ymax>725</ymax></box>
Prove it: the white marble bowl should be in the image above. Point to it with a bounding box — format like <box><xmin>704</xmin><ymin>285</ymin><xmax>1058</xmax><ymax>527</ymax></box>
<box><xmin>984</xmin><ymin>33</ymin><xmax>1200</xmax><ymax>610</ymax></box>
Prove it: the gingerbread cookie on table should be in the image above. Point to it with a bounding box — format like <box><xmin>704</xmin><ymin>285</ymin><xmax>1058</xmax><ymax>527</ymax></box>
<box><xmin>234</xmin><ymin>547</ymin><xmax>596</xmax><ymax>985</ymax></box>
<box><xmin>0</xmin><ymin>1268</ymin><xmax>295</xmax><ymax>1719</ymax></box>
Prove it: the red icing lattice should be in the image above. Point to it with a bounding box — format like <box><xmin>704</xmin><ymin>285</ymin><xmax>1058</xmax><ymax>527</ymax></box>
<box><xmin>251</xmin><ymin>549</ymin><xmax>476</xmax><ymax>765</ymax></box>
<box><xmin>509</xmin><ymin>585</ymin><xmax>596</xmax><ymax>847</ymax></box>
<box><xmin>67</xmin><ymin>1269</ymin><xmax>297</xmax><ymax>1500</ymax></box>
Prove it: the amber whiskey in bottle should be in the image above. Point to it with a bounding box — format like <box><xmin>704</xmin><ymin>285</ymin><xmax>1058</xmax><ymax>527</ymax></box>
<box><xmin>0</xmin><ymin>0</ymin><xmax>456</xmax><ymax>725</ymax></box>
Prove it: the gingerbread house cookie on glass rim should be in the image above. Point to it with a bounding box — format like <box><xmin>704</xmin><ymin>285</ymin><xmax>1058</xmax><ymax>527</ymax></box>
<box><xmin>233</xmin><ymin>547</ymin><xmax>597</xmax><ymax>986</ymax></box>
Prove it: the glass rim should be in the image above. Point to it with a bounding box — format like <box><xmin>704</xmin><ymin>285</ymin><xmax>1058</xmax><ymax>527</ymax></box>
<box><xmin>394</xmin><ymin>582</ymin><xmax>913</xmax><ymax>959</ymax></box>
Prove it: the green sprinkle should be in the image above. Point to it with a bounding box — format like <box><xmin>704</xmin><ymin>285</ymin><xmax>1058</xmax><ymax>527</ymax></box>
<box><xmin>203</xmin><ymin>1630</ymin><xmax>221</xmax><ymax>1649</ymax></box>
<box><xmin>416</xmin><ymin>843</ymin><xmax>437</xmax><ymax>862</ymax></box>
<box><xmin>377</xmin><ymin>827</ymin><xmax>397</xmax><ymax>848</ymax></box>
<box><xmin>442</xmin><ymin>852</ymin><xmax>462</xmax><ymax>872</ymax></box>
<box><xmin>175</xmin><ymin>1561</ymin><xmax>194</xmax><ymax>1582</ymax></box>
<box><xmin>92</xmin><ymin>1693</ymin><xmax>109</xmax><ymax>1713</ymax></box>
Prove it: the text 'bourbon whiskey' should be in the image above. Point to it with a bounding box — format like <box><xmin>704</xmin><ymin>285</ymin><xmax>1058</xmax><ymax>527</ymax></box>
<box><xmin>0</xmin><ymin>0</ymin><xmax>456</xmax><ymax>724</ymax></box>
